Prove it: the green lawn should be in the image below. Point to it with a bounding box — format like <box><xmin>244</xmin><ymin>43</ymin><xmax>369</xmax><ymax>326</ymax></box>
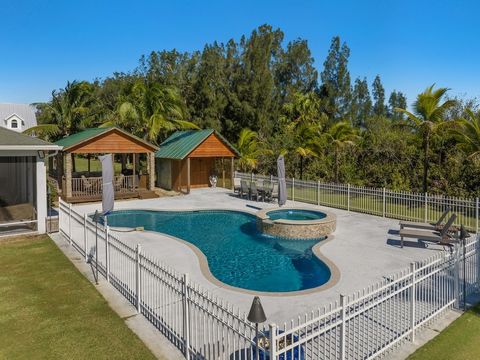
<box><xmin>0</xmin><ymin>235</ymin><xmax>157</xmax><ymax>360</ymax></box>
<box><xmin>408</xmin><ymin>303</ymin><xmax>480</xmax><ymax>360</ymax></box>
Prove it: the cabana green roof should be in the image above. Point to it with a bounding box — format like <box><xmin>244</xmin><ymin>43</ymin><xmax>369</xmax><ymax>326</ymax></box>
<box><xmin>155</xmin><ymin>129</ymin><xmax>239</xmax><ymax>160</ymax></box>
<box><xmin>54</xmin><ymin>127</ymin><xmax>157</xmax><ymax>151</ymax></box>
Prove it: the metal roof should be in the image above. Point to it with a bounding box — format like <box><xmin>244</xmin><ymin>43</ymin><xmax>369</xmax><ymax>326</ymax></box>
<box><xmin>0</xmin><ymin>126</ymin><xmax>61</xmax><ymax>150</ymax></box>
<box><xmin>155</xmin><ymin>129</ymin><xmax>239</xmax><ymax>160</ymax></box>
<box><xmin>0</xmin><ymin>103</ymin><xmax>37</xmax><ymax>130</ymax></box>
<box><xmin>54</xmin><ymin>127</ymin><xmax>158</xmax><ymax>151</ymax></box>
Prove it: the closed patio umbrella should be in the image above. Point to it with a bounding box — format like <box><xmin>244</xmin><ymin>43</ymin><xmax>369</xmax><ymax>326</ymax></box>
<box><xmin>277</xmin><ymin>155</ymin><xmax>287</xmax><ymax>206</ymax></box>
<box><xmin>99</xmin><ymin>154</ymin><xmax>114</xmax><ymax>215</ymax></box>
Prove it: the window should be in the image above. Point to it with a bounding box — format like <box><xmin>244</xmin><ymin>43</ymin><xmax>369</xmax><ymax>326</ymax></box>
<box><xmin>11</xmin><ymin>119</ymin><xmax>18</xmax><ymax>128</ymax></box>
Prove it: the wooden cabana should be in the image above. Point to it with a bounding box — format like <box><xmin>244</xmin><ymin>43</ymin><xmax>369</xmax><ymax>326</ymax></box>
<box><xmin>51</xmin><ymin>127</ymin><xmax>158</xmax><ymax>203</ymax></box>
<box><xmin>155</xmin><ymin>129</ymin><xmax>239</xmax><ymax>193</ymax></box>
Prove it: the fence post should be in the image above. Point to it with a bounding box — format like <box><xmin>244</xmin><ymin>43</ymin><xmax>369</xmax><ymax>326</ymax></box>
<box><xmin>105</xmin><ymin>224</ymin><xmax>110</xmax><ymax>282</ymax></box>
<box><xmin>340</xmin><ymin>294</ymin><xmax>347</xmax><ymax>360</ymax></box>
<box><xmin>454</xmin><ymin>244</ymin><xmax>460</xmax><ymax>308</ymax></box>
<box><xmin>251</xmin><ymin>172</ymin><xmax>254</xmax><ymax>182</ymax></box>
<box><xmin>317</xmin><ymin>180</ymin><xmax>320</xmax><ymax>206</ymax></box>
<box><xmin>270</xmin><ymin>174</ymin><xmax>273</xmax><ymax>183</ymax></box>
<box><xmin>269</xmin><ymin>323</ymin><xmax>277</xmax><ymax>359</ymax></box>
<box><xmin>476</xmin><ymin>197</ymin><xmax>479</xmax><ymax>233</ymax></box>
<box><xmin>410</xmin><ymin>262</ymin><xmax>416</xmax><ymax>342</ymax></box>
<box><xmin>68</xmin><ymin>203</ymin><xmax>72</xmax><ymax>244</ymax></box>
<box><xmin>182</xmin><ymin>273</ymin><xmax>191</xmax><ymax>360</ymax></box>
<box><xmin>424</xmin><ymin>192</ymin><xmax>428</xmax><ymax>223</ymax></box>
<box><xmin>135</xmin><ymin>244</ymin><xmax>141</xmax><ymax>313</ymax></box>
<box><xmin>477</xmin><ymin>235</ymin><xmax>480</xmax><ymax>290</ymax></box>
<box><xmin>292</xmin><ymin>178</ymin><xmax>295</xmax><ymax>202</ymax></box>
<box><xmin>347</xmin><ymin>184</ymin><xmax>351</xmax><ymax>211</ymax></box>
<box><xmin>83</xmin><ymin>213</ymin><xmax>88</xmax><ymax>262</ymax></box>
<box><xmin>382</xmin><ymin>188</ymin><xmax>386</xmax><ymax>217</ymax></box>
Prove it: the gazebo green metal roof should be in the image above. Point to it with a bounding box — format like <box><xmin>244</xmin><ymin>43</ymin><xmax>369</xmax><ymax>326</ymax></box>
<box><xmin>155</xmin><ymin>129</ymin><xmax>239</xmax><ymax>160</ymax></box>
<box><xmin>54</xmin><ymin>127</ymin><xmax>157</xmax><ymax>151</ymax></box>
<box><xmin>54</xmin><ymin>128</ymin><xmax>111</xmax><ymax>148</ymax></box>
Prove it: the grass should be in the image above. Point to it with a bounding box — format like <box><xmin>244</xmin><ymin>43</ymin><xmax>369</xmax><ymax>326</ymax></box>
<box><xmin>72</xmin><ymin>157</ymin><xmax>123</xmax><ymax>173</ymax></box>
<box><xmin>0</xmin><ymin>235</ymin><xmax>157</xmax><ymax>360</ymax></box>
<box><xmin>408</xmin><ymin>303</ymin><xmax>480</xmax><ymax>359</ymax></box>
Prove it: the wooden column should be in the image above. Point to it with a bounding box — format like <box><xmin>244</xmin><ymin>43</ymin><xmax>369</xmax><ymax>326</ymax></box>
<box><xmin>64</xmin><ymin>152</ymin><xmax>72</xmax><ymax>199</ymax></box>
<box><xmin>222</xmin><ymin>158</ymin><xmax>225</xmax><ymax>188</ymax></box>
<box><xmin>230</xmin><ymin>157</ymin><xmax>234</xmax><ymax>190</ymax></box>
<box><xmin>132</xmin><ymin>153</ymin><xmax>136</xmax><ymax>189</ymax></box>
<box><xmin>147</xmin><ymin>152</ymin><xmax>155</xmax><ymax>191</ymax></box>
<box><xmin>87</xmin><ymin>154</ymin><xmax>91</xmax><ymax>174</ymax></box>
<box><xmin>187</xmin><ymin>157</ymin><xmax>191</xmax><ymax>194</ymax></box>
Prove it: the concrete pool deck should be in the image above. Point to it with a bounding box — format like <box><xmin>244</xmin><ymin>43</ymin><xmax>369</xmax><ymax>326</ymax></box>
<box><xmin>71</xmin><ymin>187</ymin><xmax>447</xmax><ymax>323</ymax></box>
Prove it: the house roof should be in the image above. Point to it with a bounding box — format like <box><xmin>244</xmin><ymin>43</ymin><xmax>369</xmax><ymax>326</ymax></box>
<box><xmin>155</xmin><ymin>129</ymin><xmax>239</xmax><ymax>160</ymax></box>
<box><xmin>0</xmin><ymin>126</ymin><xmax>61</xmax><ymax>150</ymax></box>
<box><xmin>54</xmin><ymin>127</ymin><xmax>158</xmax><ymax>152</ymax></box>
<box><xmin>0</xmin><ymin>103</ymin><xmax>37</xmax><ymax>129</ymax></box>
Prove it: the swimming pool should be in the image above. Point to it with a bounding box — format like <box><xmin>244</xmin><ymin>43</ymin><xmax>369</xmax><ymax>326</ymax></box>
<box><xmin>104</xmin><ymin>209</ymin><xmax>331</xmax><ymax>293</ymax></box>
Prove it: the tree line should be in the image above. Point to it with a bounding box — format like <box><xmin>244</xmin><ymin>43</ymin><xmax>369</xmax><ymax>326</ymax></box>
<box><xmin>28</xmin><ymin>24</ymin><xmax>480</xmax><ymax>197</ymax></box>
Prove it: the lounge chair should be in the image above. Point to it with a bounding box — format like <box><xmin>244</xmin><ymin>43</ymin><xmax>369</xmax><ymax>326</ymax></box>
<box><xmin>81</xmin><ymin>175</ymin><xmax>93</xmax><ymax>192</ymax></box>
<box><xmin>270</xmin><ymin>183</ymin><xmax>279</xmax><ymax>202</ymax></box>
<box><xmin>399</xmin><ymin>214</ymin><xmax>457</xmax><ymax>248</ymax></box>
<box><xmin>114</xmin><ymin>174</ymin><xmax>125</xmax><ymax>192</ymax></box>
<box><xmin>233</xmin><ymin>178</ymin><xmax>241</xmax><ymax>194</ymax></box>
<box><xmin>399</xmin><ymin>208</ymin><xmax>451</xmax><ymax>231</ymax></box>
<box><xmin>250</xmin><ymin>182</ymin><xmax>260</xmax><ymax>201</ymax></box>
<box><xmin>240</xmin><ymin>180</ymin><xmax>250</xmax><ymax>199</ymax></box>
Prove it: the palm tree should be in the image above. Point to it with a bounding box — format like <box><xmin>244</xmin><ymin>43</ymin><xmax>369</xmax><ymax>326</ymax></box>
<box><xmin>236</xmin><ymin>128</ymin><xmax>271</xmax><ymax>172</ymax></box>
<box><xmin>395</xmin><ymin>85</ymin><xmax>456</xmax><ymax>192</ymax></box>
<box><xmin>291</xmin><ymin>123</ymin><xmax>322</xmax><ymax>179</ymax></box>
<box><xmin>452</xmin><ymin>109</ymin><xmax>480</xmax><ymax>160</ymax></box>
<box><xmin>324</xmin><ymin>121</ymin><xmax>358</xmax><ymax>183</ymax></box>
<box><xmin>106</xmin><ymin>80</ymin><xmax>198</xmax><ymax>143</ymax></box>
<box><xmin>24</xmin><ymin>81</ymin><xmax>95</xmax><ymax>139</ymax></box>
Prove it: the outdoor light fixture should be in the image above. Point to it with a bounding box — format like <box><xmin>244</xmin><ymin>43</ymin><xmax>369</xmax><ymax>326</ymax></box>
<box><xmin>459</xmin><ymin>224</ymin><xmax>469</xmax><ymax>310</ymax></box>
<box><xmin>37</xmin><ymin>150</ymin><xmax>45</xmax><ymax>159</ymax></box>
<box><xmin>92</xmin><ymin>210</ymin><xmax>102</xmax><ymax>285</ymax></box>
<box><xmin>247</xmin><ymin>296</ymin><xmax>267</xmax><ymax>360</ymax></box>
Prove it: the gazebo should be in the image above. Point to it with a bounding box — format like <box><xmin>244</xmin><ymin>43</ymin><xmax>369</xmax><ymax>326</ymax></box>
<box><xmin>155</xmin><ymin>129</ymin><xmax>239</xmax><ymax>193</ymax></box>
<box><xmin>51</xmin><ymin>127</ymin><xmax>158</xmax><ymax>203</ymax></box>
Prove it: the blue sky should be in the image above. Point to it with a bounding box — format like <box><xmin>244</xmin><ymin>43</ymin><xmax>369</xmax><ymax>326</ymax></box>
<box><xmin>1</xmin><ymin>0</ymin><xmax>479</xmax><ymax>106</ymax></box>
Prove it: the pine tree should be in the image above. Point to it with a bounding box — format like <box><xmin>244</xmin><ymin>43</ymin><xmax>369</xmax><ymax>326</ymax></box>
<box><xmin>351</xmin><ymin>77</ymin><xmax>372</xmax><ymax>127</ymax></box>
<box><xmin>320</xmin><ymin>36</ymin><xmax>352</xmax><ymax>120</ymax></box>
<box><xmin>372</xmin><ymin>75</ymin><xmax>386</xmax><ymax>116</ymax></box>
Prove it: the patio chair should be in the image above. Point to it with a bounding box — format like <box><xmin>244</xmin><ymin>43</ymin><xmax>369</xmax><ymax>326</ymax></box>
<box><xmin>399</xmin><ymin>213</ymin><xmax>457</xmax><ymax>248</ymax></box>
<box><xmin>233</xmin><ymin>177</ymin><xmax>241</xmax><ymax>194</ymax></box>
<box><xmin>399</xmin><ymin>208</ymin><xmax>451</xmax><ymax>231</ymax></box>
<box><xmin>262</xmin><ymin>181</ymin><xmax>273</xmax><ymax>202</ymax></box>
<box><xmin>81</xmin><ymin>175</ymin><xmax>93</xmax><ymax>193</ymax></box>
<box><xmin>270</xmin><ymin>183</ymin><xmax>279</xmax><ymax>202</ymax></box>
<box><xmin>114</xmin><ymin>173</ymin><xmax>125</xmax><ymax>192</ymax></box>
<box><xmin>240</xmin><ymin>180</ymin><xmax>250</xmax><ymax>199</ymax></box>
<box><xmin>250</xmin><ymin>182</ymin><xmax>260</xmax><ymax>201</ymax></box>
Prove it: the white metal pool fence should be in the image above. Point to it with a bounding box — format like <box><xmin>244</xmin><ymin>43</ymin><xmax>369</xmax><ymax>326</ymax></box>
<box><xmin>58</xmin><ymin>199</ymin><xmax>480</xmax><ymax>360</ymax></box>
<box><xmin>234</xmin><ymin>172</ymin><xmax>479</xmax><ymax>232</ymax></box>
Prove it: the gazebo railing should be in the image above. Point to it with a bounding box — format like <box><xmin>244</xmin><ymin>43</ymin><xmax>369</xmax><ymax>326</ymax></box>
<box><xmin>71</xmin><ymin>175</ymin><xmax>137</xmax><ymax>198</ymax></box>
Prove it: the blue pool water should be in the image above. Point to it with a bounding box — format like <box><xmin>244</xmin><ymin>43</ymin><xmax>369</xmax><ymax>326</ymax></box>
<box><xmin>104</xmin><ymin>210</ymin><xmax>331</xmax><ymax>292</ymax></box>
<box><xmin>268</xmin><ymin>209</ymin><xmax>327</xmax><ymax>221</ymax></box>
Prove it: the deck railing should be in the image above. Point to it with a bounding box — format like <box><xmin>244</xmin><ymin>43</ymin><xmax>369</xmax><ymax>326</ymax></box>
<box><xmin>235</xmin><ymin>172</ymin><xmax>480</xmax><ymax>232</ymax></box>
<box><xmin>59</xmin><ymin>198</ymin><xmax>480</xmax><ymax>359</ymax></box>
<box><xmin>70</xmin><ymin>175</ymin><xmax>137</xmax><ymax>198</ymax></box>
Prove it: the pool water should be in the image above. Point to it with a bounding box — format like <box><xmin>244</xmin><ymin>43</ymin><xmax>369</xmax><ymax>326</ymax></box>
<box><xmin>268</xmin><ymin>209</ymin><xmax>327</xmax><ymax>221</ymax></box>
<box><xmin>105</xmin><ymin>210</ymin><xmax>331</xmax><ymax>292</ymax></box>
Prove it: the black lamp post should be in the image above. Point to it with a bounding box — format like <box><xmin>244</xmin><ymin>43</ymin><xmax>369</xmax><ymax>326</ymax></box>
<box><xmin>247</xmin><ymin>296</ymin><xmax>267</xmax><ymax>360</ymax></box>
<box><xmin>459</xmin><ymin>224</ymin><xmax>469</xmax><ymax>310</ymax></box>
<box><xmin>92</xmin><ymin>210</ymin><xmax>101</xmax><ymax>285</ymax></box>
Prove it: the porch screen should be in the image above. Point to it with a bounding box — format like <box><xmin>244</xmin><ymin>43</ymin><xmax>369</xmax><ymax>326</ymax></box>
<box><xmin>0</xmin><ymin>156</ymin><xmax>37</xmax><ymax>233</ymax></box>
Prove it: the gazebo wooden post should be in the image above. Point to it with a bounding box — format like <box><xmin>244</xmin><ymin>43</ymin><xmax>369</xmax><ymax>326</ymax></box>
<box><xmin>147</xmin><ymin>152</ymin><xmax>155</xmax><ymax>190</ymax></box>
<box><xmin>222</xmin><ymin>158</ymin><xmax>225</xmax><ymax>188</ymax></box>
<box><xmin>87</xmin><ymin>154</ymin><xmax>91</xmax><ymax>174</ymax></box>
<box><xmin>64</xmin><ymin>152</ymin><xmax>73</xmax><ymax>199</ymax></box>
<box><xmin>187</xmin><ymin>157</ymin><xmax>191</xmax><ymax>194</ymax></box>
<box><xmin>230</xmin><ymin>157</ymin><xmax>234</xmax><ymax>190</ymax></box>
<box><xmin>132</xmin><ymin>153</ymin><xmax>136</xmax><ymax>190</ymax></box>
